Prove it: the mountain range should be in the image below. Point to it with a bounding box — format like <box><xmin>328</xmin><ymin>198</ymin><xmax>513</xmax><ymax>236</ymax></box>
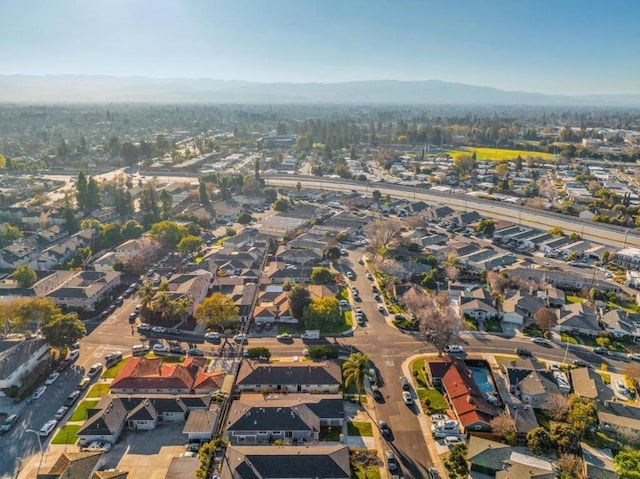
<box><xmin>0</xmin><ymin>75</ymin><xmax>639</xmax><ymax>106</ymax></box>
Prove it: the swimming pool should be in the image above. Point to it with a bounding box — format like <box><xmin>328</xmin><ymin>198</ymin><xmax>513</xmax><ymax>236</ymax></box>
<box><xmin>469</xmin><ymin>367</ymin><xmax>497</xmax><ymax>396</ymax></box>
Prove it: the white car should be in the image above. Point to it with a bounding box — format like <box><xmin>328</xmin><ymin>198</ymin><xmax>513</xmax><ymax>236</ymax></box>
<box><xmin>531</xmin><ymin>337</ymin><xmax>550</xmax><ymax>346</ymax></box>
<box><xmin>628</xmin><ymin>353</ymin><xmax>640</xmax><ymax>361</ymax></box>
<box><xmin>45</xmin><ymin>372</ymin><xmax>60</xmax><ymax>385</ymax></box>
<box><xmin>277</xmin><ymin>334</ymin><xmax>293</xmax><ymax>341</ymax></box>
<box><xmin>68</xmin><ymin>349</ymin><xmax>80</xmax><ymax>361</ymax></box>
<box><xmin>87</xmin><ymin>363</ymin><xmax>103</xmax><ymax>377</ymax></box>
<box><xmin>444</xmin><ymin>345</ymin><xmax>464</xmax><ymax>354</ymax></box>
<box><xmin>204</xmin><ymin>332</ymin><xmax>220</xmax><ymax>341</ymax></box>
<box><xmin>444</xmin><ymin>436</ymin><xmax>464</xmax><ymax>446</ymax></box>
<box><xmin>82</xmin><ymin>441</ymin><xmax>112</xmax><ymax>453</ymax></box>
<box><xmin>402</xmin><ymin>391</ymin><xmax>414</xmax><ymax>405</ymax></box>
<box><xmin>346</xmin><ymin>271</ymin><xmax>354</xmax><ymax>279</ymax></box>
<box><xmin>153</xmin><ymin>343</ymin><xmax>168</xmax><ymax>352</ymax></box>
<box><xmin>137</xmin><ymin>323</ymin><xmax>152</xmax><ymax>331</ymax></box>
<box><xmin>54</xmin><ymin>407</ymin><xmax>69</xmax><ymax>420</ymax></box>
<box><xmin>151</xmin><ymin>326</ymin><xmax>167</xmax><ymax>333</ymax></box>
<box><xmin>39</xmin><ymin>419</ymin><xmax>57</xmax><ymax>436</ymax></box>
<box><xmin>233</xmin><ymin>334</ymin><xmax>247</xmax><ymax>343</ymax></box>
<box><xmin>32</xmin><ymin>385</ymin><xmax>47</xmax><ymax>399</ymax></box>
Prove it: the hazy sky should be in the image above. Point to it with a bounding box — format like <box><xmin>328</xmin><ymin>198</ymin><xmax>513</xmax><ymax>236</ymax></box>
<box><xmin>1</xmin><ymin>0</ymin><xmax>639</xmax><ymax>95</ymax></box>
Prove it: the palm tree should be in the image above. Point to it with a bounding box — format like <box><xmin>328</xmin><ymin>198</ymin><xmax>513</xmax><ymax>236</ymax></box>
<box><xmin>173</xmin><ymin>296</ymin><xmax>193</xmax><ymax>326</ymax></box>
<box><xmin>342</xmin><ymin>352</ymin><xmax>369</xmax><ymax>402</ymax></box>
<box><xmin>152</xmin><ymin>291</ymin><xmax>172</xmax><ymax>324</ymax></box>
<box><xmin>139</xmin><ymin>283</ymin><xmax>154</xmax><ymax>309</ymax></box>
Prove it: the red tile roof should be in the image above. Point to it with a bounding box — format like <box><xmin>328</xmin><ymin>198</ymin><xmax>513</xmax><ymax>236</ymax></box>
<box><xmin>111</xmin><ymin>357</ymin><xmax>214</xmax><ymax>393</ymax></box>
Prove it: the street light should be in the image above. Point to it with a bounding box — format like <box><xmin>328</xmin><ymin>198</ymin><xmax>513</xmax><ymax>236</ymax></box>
<box><xmin>25</xmin><ymin>429</ymin><xmax>44</xmax><ymax>476</ymax></box>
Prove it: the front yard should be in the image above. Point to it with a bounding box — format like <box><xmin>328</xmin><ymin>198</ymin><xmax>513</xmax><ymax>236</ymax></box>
<box><xmin>69</xmin><ymin>400</ymin><xmax>99</xmax><ymax>421</ymax></box>
<box><xmin>102</xmin><ymin>359</ymin><xmax>127</xmax><ymax>379</ymax></box>
<box><xmin>51</xmin><ymin>424</ymin><xmax>81</xmax><ymax>445</ymax></box>
<box><xmin>86</xmin><ymin>383</ymin><xmax>110</xmax><ymax>398</ymax></box>
<box><xmin>411</xmin><ymin>358</ymin><xmax>449</xmax><ymax>414</ymax></box>
<box><xmin>347</xmin><ymin>421</ymin><xmax>373</xmax><ymax>437</ymax></box>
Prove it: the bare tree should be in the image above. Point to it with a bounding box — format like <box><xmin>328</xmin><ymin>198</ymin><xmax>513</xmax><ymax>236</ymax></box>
<box><xmin>402</xmin><ymin>291</ymin><xmax>462</xmax><ymax>356</ymax></box>
<box><xmin>543</xmin><ymin>393</ymin><xmax>570</xmax><ymax>421</ymax></box>
<box><xmin>534</xmin><ymin>307</ymin><xmax>558</xmax><ymax>330</ymax></box>
<box><xmin>365</xmin><ymin>218</ymin><xmax>401</xmax><ymax>256</ymax></box>
<box><xmin>623</xmin><ymin>362</ymin><xmax>640</xmax><ymax>388</ymax></box>
<box><xmin>404</xmin><ymin>215</ymin><xmax>428</xmax><ymax>230</ymax></box>
<box><xmin>489</xmin><ymin>411</ymin><xmax>516</xmax><ymax>436</ymax></box>
<box><xmin>557</xmin><ymin>454</ymin><xmax>584</xmax><ymax>479</ymax></box>
<box><xmin>445</xmin><ymin>266</ymin><xmax>459</xmax><ymax>283</ymax></box>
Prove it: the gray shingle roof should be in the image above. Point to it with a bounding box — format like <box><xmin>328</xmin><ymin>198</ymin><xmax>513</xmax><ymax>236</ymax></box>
<box><xmin>236</xmin><ymin>362</ymin><xmax>342</xmax><ymax>388</ymax></box>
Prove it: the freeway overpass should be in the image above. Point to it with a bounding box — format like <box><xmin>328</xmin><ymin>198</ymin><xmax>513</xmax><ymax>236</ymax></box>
<box><xmin>264</xmin><ymin>175</ymin><xmax>640</xmax><ymax>249</ymax></box>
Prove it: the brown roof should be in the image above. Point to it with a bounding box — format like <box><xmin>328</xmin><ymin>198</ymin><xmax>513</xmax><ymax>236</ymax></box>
<box><xmin>193</xmin><ymin>371</ymin><xmax>225</xmax><ymax>391</ymax></box>
<box><xmin>111</xmin><ymin>357</ymin><xmax>207</xmax><ymax>392</ymax></box>
<box><xmin>37</xmin><ymin>452</ymin><xmax>102</xmax><ymax>479</ymax></box>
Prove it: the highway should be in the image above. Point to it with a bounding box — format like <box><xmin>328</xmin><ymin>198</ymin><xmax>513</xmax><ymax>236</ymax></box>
<box><xmin>263</xmin><ymin>175</ymin><xmax>640</xmax><ymax>249</ymax></box>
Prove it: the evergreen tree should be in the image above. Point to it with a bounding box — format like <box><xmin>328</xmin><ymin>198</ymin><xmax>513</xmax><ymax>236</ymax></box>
<box><xmin>199</xmin><ymin>180</ymin><xmax>210</xmax><ymax>206</ymax></box>
<box><xmin>160</xmin><ymin>190</ymin><xmax>173</xmax><ymax>219</ymax></box>
<box><xmin>75</xmin><ymin>170</ymin><xmax>88</xmax><ymax>210</ymax></box>
<box><xmin>86</xmin><ymin>177</ymin><xmax>102</xmax><ymax>211</ymax></box>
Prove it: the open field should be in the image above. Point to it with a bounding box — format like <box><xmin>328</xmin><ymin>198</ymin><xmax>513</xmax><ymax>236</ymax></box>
<box><xmin>446</xmin><ymin>147</ymin><xmax>555</xmax><ymax>161</ymax></box>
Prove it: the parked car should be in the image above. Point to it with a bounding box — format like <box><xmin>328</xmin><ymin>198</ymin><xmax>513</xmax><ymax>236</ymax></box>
<box><xmin>151</xmin><ymin>326</ymin><xmax>167</xmax><ymax>333</ymax></box>
<box><xmin>132</xmin><ymin>344</ymin><xmax>150</xmax><ymax>356</ymax></box>
<box><xmin>444</xmin><ymin>436</ymin><xmax>464</xmax><ymax>446</ymax></box>
<box><xmin>153</xmin><ymin>343</ymin><xmax>168</xmax><ymax>352</ymax></box>
<box><xmin>377</xmin><ymin>305</ymin><xmax>386</xmax><ymax>314</ymax></box>
<box><xmin>65</xmin><ymin>390</ymin><xmax>81</xmax><ymax>407</ymax></box>
<box><xmin>233</xmin><ymin>334</ymin><xmax>248</xmax><ymax>344</ymax></box>
<box><xmin>276</xmin><ymin>334</ymin><xmax>293</xmax><ymax>342</ymax></box>
<box><xmin>105</xmin><ymin>351</ymin><xmax>123</xmax><ymax>367</ymax></box>
<box><xmin>572</xmin><ymin>359</ymin><xmax>591</xmax><ymax>368</ymax></box>
<box><xmin>188</xmin><ymin>348</ymin><xmax>204</xmax><ymax>357</ymax></box>
<box><xmin>430</xmin><ymin>414</ymin><xmax>448</xmax><ymax>423</ymax></box>
<box><xmin>68</xmin><ymin>349</ymin><xmax>80</xmax><ymax>362</ymax></box>
<box><xmin>379</xmin><ymin>419</ymin><xmax>390</xmax><ymax>437</ymax></box>
<box><xmin>402</xmin><ymin>391</ymin><xmax>413</xmax><ymax>405</ymax></box>
<box><xmin>205</xmin><ymin>332</ymin><xmax>221</xmax><ymax>341</ymax></box>
<box><xmin>399</xmin><ymin>376</ymin><xmax>410</xmax><ymax>390</ymax></box>
<box><xmin>385</xmin><ymin>450</ymin><xmax>398</xmax><ymax>471</ymax></box>
<box><xmin>87</xmin><ymin>363</ymin><xmax>103</xmax><ymax>377</ymax></box>
<box><xmin>0</xmin><ymin>414</ymin><xmax>19</xmax><ymax>433</ymax></box>
<box><xmin>39</xmin><ymin>419</ymin><xmax>57</xmax><ymax>436</ymax></box>
<box><xmin>81</xmin><ymin>441</ymin><xmax>112</xmax><ymax>453</ymax></box>
<box><xmin>346</xmin><ymin>271</ymin><xmax>354</xmax><ymax>279</ymax></box>
<box><xmin>515</xmin><ymin>348</ymin><xmax>533</xmax><ymax>357</ymax></box>
<box><xmin>137</xmin><ymin>323</ymin><xmax>152</xmax><ymax>332</ymax></box>
<box><xmin>54</xmin><ymin>407</ymin><xmax>69</xmax><ymax>420</ymax></box>
<box><xmin>170</xmin><ymin>344</ymin><xmax>186</xmax><ymax>355</ymax></box>
<box><xmin>444</xmin><ymin>345</ymin><xmax>464</xmax><ymax>354</ymax></box>
<box><xmin>371</xmin><ymin>385</ymin><xmax>383</xmax><ymax>402</ymax></box>
<box><xmin>594</xmin><ymin>347</ymin><xmax>610</xmax><ymax>355</ymax></box>
<box><xmin>628</xmin><ymin>353</ymin><xmax>640</xmax><ymax>361</ymax></box>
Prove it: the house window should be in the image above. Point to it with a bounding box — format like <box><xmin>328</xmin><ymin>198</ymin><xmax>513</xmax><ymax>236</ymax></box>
<box><xmin>273</xmin><ymin>431</ymin><xmax>281</xmax><ymax>435</ymax></box>
<box><xmin>258</xmin><ymin>431</ymin><xmax>267</xmax><ymax>435</ymax></box>
<box><xmin>285</xmin><ymin>431</ymin><xmax>293</xmax><ymax>438</ymax></box>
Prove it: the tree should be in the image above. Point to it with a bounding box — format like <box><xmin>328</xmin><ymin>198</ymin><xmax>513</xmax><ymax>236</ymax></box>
<box><xmin>567</xmin><ymin>397</ymin><xmax>598</xmax><ymax>436</ymax></box>
<box><xmin>489</xmin><ymin>411</ymin><xmax>516</xmax><ymax>437</ymax></box>
<box><xmin>263</xmin><ymin>188</ymin><xmax>277</xmax><ymax>204</ymax></box>
<box><xmin>76</xmin><ymin>170</ymin><xmax>88</xmax><ymax>210</ymax></box>
<box><xmin>557</xmin><ymin>454</ymin><xmax>584</xmax><ymax>479</ymax></box>
<box><xmin>401</xmin><ymin>291</ymin><xmax>462</xmax><ymax>356</ymax></box>
<box><xmin>310</xmin><ymin>267</ymin><xmax>333</xmax><ymax>285</ymax></box>
<box><xmin>302</xmin><ymin>297</ymin><xmax>341</xmax><ymax>329</ymax></box>
<box><xmin>551</xmin><ymin>423</ymin><xmax>580</xmax><ymax>454</ymax></box>
<box><xmin>614</xmin><ymin>449</ymin><xmax>640</xmax><ymax>479</ymax></box>
<box><xmin>62</xmin><ymin>193</ymin><xmax>79</xmax><ymax>234</ymax></box>
<box><xmin>288</xmin><ymin>286</ymin><xmax>311</xmax><ymax>320</ymax></box>
<box><xmin>534</xmin><ymin>307</ymin><xmax>558</xmax><ymax>330</ymax></box>
<box><xmin>86</xmin><ymin>177</ymin><xmax>101</xmax><ymax>211</ymax></box>
<box><xmin>495</xmin><ymin>163</ymin><xmax>510</xmax><ymax>180</ymax></box>
<box><xmin>325</xmin><ymin>246</ymin><xmax>341</xmax><ymax>261</ymax></box>
<box><xmin>160</xmin><ymin>190</ymin><xmax>173</xmax><ymax>219</ymax></box>
<box><xmin>254</xmin><ymin>159</ymin><xmax>261</xmax><ymax>182</ymax></box>
<box><xmin>199</xmin><ymin>180</ymin><xmax>210</xmax><ymax>206</ymax></box>
<box><xmin>150</xmin><ymin>221</ymin><xmax>189</xmax><ymax>249</ymax></box>
<box><xmin>41</xmin><ymin>313</ymin><xmax>86</xmax><ymax>348</ymax></box>
<box><xmin>342</xmin><ymin>352</ymin><xmax>369</xmax><ymax>400</ymax></box>
<box><xmin>0</xmin><ymin>224</ymin><xmax>23</xmax><ymax>246</ymax></box>
<box><xmin>140</xmin><ymin>182</ymin><xmax>160</xmax><ymax>227</ymax></box>
<box><xmin>121</xmin><ymin>220</ymin><xmax>143</xmax><ymax>240</ymax></box>
<box><xmin>120</xmin><ymin>141</ymin><xmax>140</xmax><ymax>165</ymax></box>
<box><xmin>307</xmin><ymin>345</ymin><xmax>339</xmax><ymax>359</ymax></box>
<box><xmin>372</xmin><ymin>189</ymin><xmax>382</xmax><ymax>203</ymax></box>
<box><xmin>7</xmin><ymin>297</ymin><xmax>64</xmax><ymax>331</ymax></box>
<box><xmin>476</xmin><ymin>219</ymin><xmax>495</xmax><ymax>236</ymax></box>
<box><xmin>247</xmin><ymin>347</ymin><xmax>271</xmax><ymax>360</ymax></box>
<box><xmin>453</xmin><ymin>154</ymin><xmax>476</xmax><ymax>175</ymax></box>
<box><xmin>443</xmin><ymin>443</ymin><xmax>469</xmax><ymax>478</ymax></box>
<box><xmin>237</xmin><ymin>212</ymin><xmax>253</xmax><ymax>225</ymax></box>
<box><xmin>99</xmin><ymin>222</ymin><xmax>122</xmax><ymax>249</ymax></box>
<box><xmin>13</xmin><ymin>265</ymin><xmax>37</xmax><ymax>288</ymax></box>
<box><xmin>178</xmin><ymin>235</ymin><xmax>203</xmax><ymax>255</ymax></box>
<box><xmin>195</xmin><ymin>293</ymin><xmax>239</xmax><ymax>331</ymax></box>
<box><xmin>365</xmin><ymin>218</ymin><xmax>401</xmax><ymax>256</ymax></box>
<box><xmin>527</xmin><ymin>427</ymin><xmax>553</xmax><ymax>455</ymax></box>
<box><xmin>542</xmin><ymin>393</ymin><xmax>570</xmax><ymax>421</ymax></box>
<box><xmin>273</xmin><ymin>198</ymin><xmax>290</xmax><ymax>212</ymax></box>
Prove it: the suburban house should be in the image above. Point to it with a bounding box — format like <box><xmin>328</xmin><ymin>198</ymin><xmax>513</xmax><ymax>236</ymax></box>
<box><xmin>253</xmin><ymin>290</ymin><xmax>293</xmax><ymax>325</ymax></box>
<box><xmin>570</xmin><ymin>367</ymin><xmax>614</xmax><ymax>404</ymax></box>
<box><xmin>504</xmin><ymin>403</ymin><xmax>539</xmax><ymax>438</ymax></box>
<box><xmin>183</xmin><ymin>407</ymin><xmax>219</xmax><ymax>443</ymax></box>
<box><xmin>580</xmin><ymin>443</ymin><xmax>618</xmax><ymax>479</ymax></box>
<box><xmin>0</xmin><ymin>338</ymin><xmax>50</xmax><ymax>389</ymax></box>
<box><xmin>598</xmin><ymin>401</ymin><xmax>640</xmax><ymax>436</ymax></box>
<box><xmin>501</xmin><ymin>291</ymin><xmax>544</xmax><ymax>326</ymax></box>
<box><xmin>601</xmin><ymin>309</ymin><xmax>640</xmax><ymax>340</ymax></box>
<box><xmin>466</xmin><ymin>436</ymin><xmax>554</xmax><ymax>479</ymax></box>
<box><xmin>426</xmin><ymin>359</ymin><xmax>499</xmax><ymax>432</ymax></box>
<box><xmin>164</xmin><ymin>271</ymin><xmax>213</xmax><ymax>315</ymax></box>
<box><xmin>34</xmin><ymin>451</ymin><xmax>122</xmax><ymax>479</ymax></box>
<box><xmin>553</xmin><ymin>302</ymin><xmax>601</xmax><ymax>336</ymax></box>
<box><xmin>458</xmin><ymin>289</ymin><xmax>498</xmax><ymax>321</ymax></box>
<box><xmin>546</xmin><ymin>285</ymin><xmax>566</xmax><ymax>308</ymax></box>
<box><xmin>78</xmin><ymin>393</ymin><xmax>215</xmax><ymax>445</ymax></box>
<box><xmin>114</xmin><ymin>237</ymin><xmax>158</xmax><ymax>260</ymax></box>
<box><xmin>274</xmin><ymin>247</ymin><xmax>322</xmax><ymax>265</ymax></box>
<box><xmin>226</xmin><ymin>394</ymin><xmax>344</xmax><ymax>445</ymax></box>
<box><xmin>502</xmin><ymin>359</ymin><xmax>566</xmax><ymax>406</ymax></box>
<box><xmin>266</xmin><ymin>262</ymin><xmax>314</xmax><ymax>285</ymax></box>
<box><xmin>110</xmin><ymin>357</ymin><xmax>224</xmax><ymax>395</ymax></box>
<box><xmin>614</xmin><ymin>247</ymin><xmax>640</xmax><ymax>270</ymax></box>
<box><xmin>235</xmin><ymin>362</ymin><xmax>342</xmax><ymax>394</ymax></box>
<box><xmin>45</xmin><ymin>270</ymin><xmax>121</xmax><ymax>311</ymax></box>
<box><xmin>220</xmin><ymin>445</ymin><xmax>350</xmax><ymax>479</ymax></box>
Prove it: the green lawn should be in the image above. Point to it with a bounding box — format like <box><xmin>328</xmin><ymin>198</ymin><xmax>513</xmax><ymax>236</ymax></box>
<box><xmin>386</xmin><ymin>304</ymin><xmax>403</xmax><ymax>315</ymax></box>
<box><xmin>321</xmin><ymin>426</ymin><xmax>342</xmax><ymax>441</ymax></box>
<box><xmin>485</xmin><ymin>320</ymin><xmax>503</xmax><ymax>333</ymax></box>
<box><xmin>214</xmin><ymin>235</ymin><xmax>232</xmax><ymax>246</ymax></box>
<box><xmin>393</xmin><ymin>318</ymin><xmax>419</xmax><ymax>331</ymax></box>
<box><xmin>494</xmin><ymin>355</ymin><xmax>522</xmax><ymax>363</ymax></box>
<box><xmin>416</xmin><ymin>389</ymin><xmax>449</xmax><ymax>413</ymax></box>
<box><xmin>86</xmin><ymin>383</ymin><xmax>110</xmax><ymax>398</ymax></box>
<box><xmin>69</xmin><ymin>400</ymin><xmax>98</xmax><ymax>421</ymax></box>
<box><xmin>566</xmin><ymin>295</ymin><xmax>585</xmax><ymax>304</ymax></box>
<box><xmin>353</xmin><ymin>465</ymin><xmax>381</xmax><ymax>479</ymax></box>
<box><xmin>347</xmin><ymin>421</ymin><xmax>373</xmax><ymax>437</ymax></box>
<box><xmin>411</xmin><ymin>358</ymin><xmax>429</xmax><ymax>388</ymax></box>
<box><xmin>51</xmin><ymin>425</ymin><xmax>80</xmax><ymax>445</ymax></box>
<box><xmin>447</xmin><ymin>147</ymin><xmax>554</xmax><ymax>161</ymax></box>
<box><xmin>101</xmin><ymin>359</ymin><xmax>127</xmax><ymax>379</ymax></box>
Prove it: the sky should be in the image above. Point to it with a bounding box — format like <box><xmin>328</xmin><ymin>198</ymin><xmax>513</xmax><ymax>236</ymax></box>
<box><xmin>0</xmin><ymin>0</ymin><xmax>639</xmax><ymax>95</ymax></box>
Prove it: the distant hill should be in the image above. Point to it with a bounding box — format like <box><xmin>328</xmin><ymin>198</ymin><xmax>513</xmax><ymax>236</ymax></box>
<box><xmin>0</xmin><ymin>75</ymin><xmax>639</xmax><ymax>106</ymax></box>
